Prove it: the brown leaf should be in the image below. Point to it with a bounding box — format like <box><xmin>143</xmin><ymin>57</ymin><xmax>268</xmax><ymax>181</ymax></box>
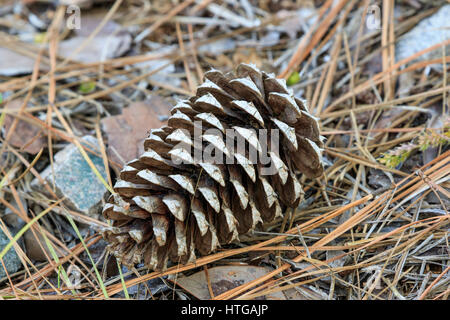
<box><xmin>101</xmin><ymin>97</ymin><xmax>172</xmax><ymax>166</ymax></box>
<box><xmin>173</xmin><ymin>265</ymin><xmax>291</xmax><ymax>300</ymax></box>
<box><xmin>2</xmin><ymin>99</ymin><xmax>46</xmax><ymax>154</ymax></box>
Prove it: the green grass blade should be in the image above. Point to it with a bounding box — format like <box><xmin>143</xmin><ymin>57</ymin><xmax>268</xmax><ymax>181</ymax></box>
<box><xmin>117</xmin><ymin>260</ymin><xmax>130</xmax><ymax>299</ymax></box>
<box><xmin>63</xmin><ymin>212</ymin><xmax>109</xmax><ymax>299</ymax></box>
<box><xmin>0</xmin><ymin>199</ymin><xmax>64</xmax><ymax>261</ymax></box>
<box><xmin>75</xmin><ymin>142</ymin><xmax>115</xmax><ymax>194</ymax></box>
<box><xmin>40</xmin><ymin>229</ymin><xmax>77</xmax><ymax>296</ymax></box>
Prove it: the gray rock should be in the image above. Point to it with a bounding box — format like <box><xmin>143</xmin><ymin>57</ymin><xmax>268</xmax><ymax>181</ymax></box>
<box><xmin>58</xmin><ymin>12</ymin><xmax>132</xmax><ymax>64</ymax></box>
<box><xmin>2</xmin><ymin>197</ymin><xmax>26</xmax><ymax>230</ymax></box>
<box><xmin>0</xmin><ymin>47</ymin><xmax>37</xmax><ymax>76</ymax></box>
<box><xmin>58</xmin><ymin>33</ymin><xmax>132</xmax><ymax>64</ymax></box>
<box><xmin>132</xmin><ymin>43</ymin><xmax>180</xmax><ymax>87</ymax></box>
<box><xmin>198</xmin><ymin>38</ymin><xmax>236</xmax><ymax>55</ymax></box>
<box><xmin>33</xmin><ymin>135</ymin><xmax>108</xmax><ymax>216</ymax></box>
<box><xmin>0</xmin><ymin>228</ymin><xmax>21</xmax><ymax>279</ymax></box>
<box><xmin>396</xmin><ymin>5</ymin><xmax>450</xmax><ymax>63</ymax></box>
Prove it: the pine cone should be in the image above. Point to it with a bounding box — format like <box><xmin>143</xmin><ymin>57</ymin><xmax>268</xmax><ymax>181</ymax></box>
<box><xmin>102</xmin><ymin>63</ymin><xmax>324</xmax><ymax>270</ymax></box>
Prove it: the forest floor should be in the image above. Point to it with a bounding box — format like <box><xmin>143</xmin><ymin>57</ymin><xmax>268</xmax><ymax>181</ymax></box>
<box><xmin>0</xmin><ymin>0</ymin><xmax>448</xmax><ymax>300</ymax></box>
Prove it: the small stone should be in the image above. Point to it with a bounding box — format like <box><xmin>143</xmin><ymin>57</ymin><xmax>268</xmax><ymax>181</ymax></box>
<box><xmin>59</xmin><ymin>34</ymin><xmax>131</xmax><ymax>64</ymax></box>
<box><xmin>2</xmin><ymin>197</ymin><xmax>27</xmax><ymax>230</ymax></box>
<box><xmin>32</xmin><ymin>135</ymin><xmax>108</xmax><ymax>216</ymax></box>
<box><xmin>396</xmin><ymin>5</ymin><xmax>450</xmax><ymax>63</ymax></box>
<box><xmin>23</xmin><ymin>229</ymin><xmax>62</xmax><ymax>262</ymax></box>
<box><xmin>58</xmin><ymin>14</ymin><xmax>132</xmax><ymax>63</ymax></box>
<box><xmin>0</xmin><ymin>228</ymin><xmax>21</xmax><ymax>279</ymax></box>
<box><xmin>0</xmin><ymin>48</ymin><xmax>37</xmax><ymax>76</ymax></box>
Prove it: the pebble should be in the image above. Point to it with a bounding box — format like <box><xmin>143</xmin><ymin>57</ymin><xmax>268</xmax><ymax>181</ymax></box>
<box><xmin>0</xmin><ymin>228</ymin><xmax>21</xmax><ymax>279</ymax></box>
<box><xmin>0</xmin><ymin>48</ymin><xmax>37</xmax><ymax>76</ymax></box>
<box><xmin>396</xmin><ymin>5</ymin><xmax>450</xmax><ymax>63</ymax></box>
<box><xmin>32</xmin><ymin>135</ymin><xmax>108</xmax><ymax>216</ymax></box>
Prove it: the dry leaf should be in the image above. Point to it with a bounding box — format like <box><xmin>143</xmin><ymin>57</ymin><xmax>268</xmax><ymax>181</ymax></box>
<box><xmin>173</xmin><ymin>265</ymin><xmax>288</xmax><ymax>300</ymax></box>
<box><xmin>2</xmin><ymin>99</ymin><xmax>46</xmax><ymax>154</ymax></box>
<box><xmin>101</xmin><ymin>97</ymin><xmax>172</xmax><ymax>166</ymax></box>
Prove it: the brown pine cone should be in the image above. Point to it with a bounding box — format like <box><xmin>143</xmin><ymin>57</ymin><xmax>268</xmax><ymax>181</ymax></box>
<box><xmin>102</xmin><ymin>63</ymin><xmax>324</xmax><ymax>270</ymax></box>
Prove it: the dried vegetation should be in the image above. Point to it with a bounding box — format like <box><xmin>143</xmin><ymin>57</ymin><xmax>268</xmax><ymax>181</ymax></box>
<box><xmin>0</xmin><ymin>0</ymin><xmax>448</xmax><ymax>300</ymax></box>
